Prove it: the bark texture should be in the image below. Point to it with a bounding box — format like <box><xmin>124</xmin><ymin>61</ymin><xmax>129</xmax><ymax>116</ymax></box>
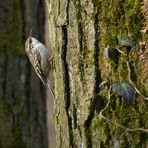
<box><xmin>0</xmin><ymin>0</ymin><xmax>48</xmax><ymax>148</ymax></box>
<box><xmin>47</xmin><ymin>0</ymin><xmax>148</xmax><ymax>147</ymax></box>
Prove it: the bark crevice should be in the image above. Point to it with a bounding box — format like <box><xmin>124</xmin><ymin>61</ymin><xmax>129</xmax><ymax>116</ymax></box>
<box><xmin>93</xmin><ymin>5</ymin><xmax>104</xmax><ymax>113</ymax></box>
<box><xmin>75</xmin><ymin>0</ymin><xmax>85</xmax><ymax>85</ymax></box>
<box><xmin>84</xmin><ymin>5</ymin><xmax>105</xmax><ymax>148</ymax></box>
<box><xmin>61</xmin><ymin>25</ymin><xmax>74</xmax><ymax>147</ymax></box>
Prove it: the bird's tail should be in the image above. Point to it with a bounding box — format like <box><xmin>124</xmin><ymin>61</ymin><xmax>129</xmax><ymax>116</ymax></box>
<box><xmin>46</xmin><ymin>79</ymin><xmax>55</xmax><ymax>98</ymax></box>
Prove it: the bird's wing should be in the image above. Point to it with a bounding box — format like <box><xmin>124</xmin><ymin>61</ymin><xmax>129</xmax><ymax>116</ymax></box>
<box><xmin>32</xmin><ymin>50</ymin><xmax>46</xmax><ymax>85</ymax></box>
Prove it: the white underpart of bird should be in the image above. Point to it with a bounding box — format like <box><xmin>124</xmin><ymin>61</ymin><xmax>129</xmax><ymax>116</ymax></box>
<box><xmin>25</xmin><ymin>36</ymin><xmax>54</xmax><ymax>97</ymax></box>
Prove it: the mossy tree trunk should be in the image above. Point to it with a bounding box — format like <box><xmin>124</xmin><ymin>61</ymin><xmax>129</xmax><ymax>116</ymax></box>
<box><xmin>0</xmin><ymin>0</ymin><xmax>48</xmax><ymax>148</ymax></box>
<box><xmin>47</xmin><ymin>0</ymin><xmax>148</xmax><ymax>147</ymax></box>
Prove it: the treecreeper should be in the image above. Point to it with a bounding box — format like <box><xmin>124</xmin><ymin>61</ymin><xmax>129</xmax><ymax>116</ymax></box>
<box><xmin>25</xmin><ymin>30</ymin><xmax>54</xmax><ymax>97</ymax></box>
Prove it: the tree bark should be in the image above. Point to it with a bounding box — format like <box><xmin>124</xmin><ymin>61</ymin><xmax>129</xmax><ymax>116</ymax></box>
<box><xmin>47</xmin><ymin>0</ymin><xmax>148</xmax><ymax>147</ymax></box>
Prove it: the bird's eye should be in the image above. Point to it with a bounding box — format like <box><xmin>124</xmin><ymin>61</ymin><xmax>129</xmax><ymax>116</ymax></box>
<box><xmin>29</xmin><ymin>38</ymin><xmax>32</xmax><ymax>44</ymax></box>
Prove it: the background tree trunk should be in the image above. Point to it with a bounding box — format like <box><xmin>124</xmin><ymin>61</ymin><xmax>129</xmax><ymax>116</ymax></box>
<box><xmin>0</xmin><ymin>0</ymin><xmax>50</xmax><ymax>148</ymax></box>
<box><xmin>47</xmin><ymin>0</ymin><xmax>148</xmax><ymax>147</ymax></box>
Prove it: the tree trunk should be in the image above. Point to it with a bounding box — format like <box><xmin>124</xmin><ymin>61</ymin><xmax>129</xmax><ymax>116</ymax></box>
<box><xmin>47</xmin><ymin>0</ymin><xmax>148</xmax><ymax>147</ymax></box>
<box><xmin>0</xmin><ymin>0</ymin><xmax>48</xmax><ymax>148</ymax></box>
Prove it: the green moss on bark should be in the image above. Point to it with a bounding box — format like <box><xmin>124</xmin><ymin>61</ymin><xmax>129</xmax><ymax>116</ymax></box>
<box><xmin>91</xmin><ymin>0</ymin><xmax>148</xmax><ymax>147</ymax></box>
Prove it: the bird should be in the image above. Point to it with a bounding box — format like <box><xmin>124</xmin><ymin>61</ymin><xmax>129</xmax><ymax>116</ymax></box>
<box><xmin>25</xmin><ymin>30</ymin><xmax>54</xmax><ymax>97</ymax></box>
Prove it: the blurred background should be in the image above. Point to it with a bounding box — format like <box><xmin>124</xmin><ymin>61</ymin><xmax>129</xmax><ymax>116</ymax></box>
<box><xmin>0</xmin><ymin>0</ymin><xmax>55</xmax><ymax>148</ymax></box>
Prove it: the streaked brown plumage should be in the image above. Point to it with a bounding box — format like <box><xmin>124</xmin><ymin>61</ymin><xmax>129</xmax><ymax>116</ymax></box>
<box><xmin>25</xmin><ymin>32</ymin><xmax>54</xmax><ymax>97</ymax></box>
